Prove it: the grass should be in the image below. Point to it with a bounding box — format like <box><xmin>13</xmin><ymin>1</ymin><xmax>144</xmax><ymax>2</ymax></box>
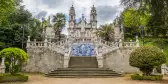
<box><xmin>0</xmin><ymin>73</ymin><xmax>28</xmax><ymax>83</ymax></box>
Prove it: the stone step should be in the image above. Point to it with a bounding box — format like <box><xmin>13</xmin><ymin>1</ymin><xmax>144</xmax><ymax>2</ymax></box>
<box><xmin>46</xmin><ymin>68</ymin><xmax>122</xmax><ymax>78</ymax></box>
<box><xmin>69</xmin><ymin>57</ymin><xmax>98</xmax><ymax>68</ymax></box>
<box><xmin>46</xmin><ymin>74</ymin><xmax>122</xmax><ymax>78</ymax></box>
<box><xmin>56</xmin><ymin>68</ymin><xmax>111</xmax><ymax>71</ymax></box>
<box><xmin>49</xmin><ymin>71</ymin><xmax>118</xmax><ymax>74</ymax></box>
<box><xmin>45</xmin><ymin>75</ymin><xmax>122</xmax><ymax>78</ymax></box>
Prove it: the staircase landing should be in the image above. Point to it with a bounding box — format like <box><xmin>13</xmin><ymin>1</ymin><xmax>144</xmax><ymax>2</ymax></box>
<box><xmin>69</xmin><ymin>56</ymin><xmax>98</xmax><ymax>68</ymax></box>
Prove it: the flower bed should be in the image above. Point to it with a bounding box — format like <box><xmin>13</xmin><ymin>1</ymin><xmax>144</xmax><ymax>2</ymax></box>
<box><xmin>0</xmin><ymin>73</ymin><xmax>28</xmax><ymax>83</ymax></box>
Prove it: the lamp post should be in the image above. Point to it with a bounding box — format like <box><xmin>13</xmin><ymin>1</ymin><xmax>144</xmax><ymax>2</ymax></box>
<box><xmin>139</xmin><ymin>25</ymin><xmax>144</xmax><ymax>46</ymax></box>
<box><xmin>21</xmin><ymin>25</ymin><xmax>25</xmax><ymax>49</ymax></box>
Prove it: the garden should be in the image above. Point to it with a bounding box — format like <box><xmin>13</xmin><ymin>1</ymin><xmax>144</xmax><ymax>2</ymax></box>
<box><xmin>0</xmin><ymin>48</ymin><xmax>28</xmax><ymax>83</ymax></box>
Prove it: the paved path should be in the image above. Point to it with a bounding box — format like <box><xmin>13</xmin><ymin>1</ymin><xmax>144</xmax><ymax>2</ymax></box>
<box><xmin>3</xmin><ymin>74</ymin><xmax>168</xmax><ymax>84</ymax></box>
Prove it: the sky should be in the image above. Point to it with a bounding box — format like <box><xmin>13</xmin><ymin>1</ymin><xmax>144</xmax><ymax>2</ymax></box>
<box><xmin>22</xmin><ymin>0</ymin><xmax>123</xmax><ymax>34</ymax></box>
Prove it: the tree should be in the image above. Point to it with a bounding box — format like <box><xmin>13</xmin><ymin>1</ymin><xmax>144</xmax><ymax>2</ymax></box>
<box><xmin>96</xmin><ymin>24</ymin><xmax>114</xmax><ymax>41</ymax></box>
<box><xmin>121</xmin><ymin>8</ymin><xmax>150</xmax><ymax>38</ymax></box>
<box><xmin>120</xmin><ymin>0</ymin><xmax>168</xmax><ymax>37</ymax></box>
<box><xmin>0</xmin><ymin>48</ymin><xmax>28</xmax><ymax>74</ymax></box>
<box><xmin>129</xmin><ymin>46</ymin><xmax>166</xmax><ymax>76</ymax></box>
<box><xmin>52</xmin><ymin>13</ymin><xmax>66</xmax><ymax>41</ymax></box>
<box><xmin>0</xmin><ymin>0</ymin><xmax>15</xmax><ymax>25</ymax></box>
<box><xmin>28</xmin><ymin>18</ymin><xmax>43</xmax><ymax>41</ymax></box>
<box><xmin>7</xmin><ymin>6</ymin><xmax>32</xmax><ymax>50</ymax></box>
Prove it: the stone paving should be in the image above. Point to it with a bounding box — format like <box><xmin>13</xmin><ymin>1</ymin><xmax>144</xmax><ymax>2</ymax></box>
<box><xmin>3</xmin><ymin>74</ymin><xmax>168</xmax><ymax>84</ymax></box>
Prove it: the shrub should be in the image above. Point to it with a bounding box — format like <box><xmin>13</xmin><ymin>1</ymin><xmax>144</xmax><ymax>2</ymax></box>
<box><xmin>131</xmin><ymin>74</ymin><xmax>163</xmax><ymax>81</ymax></box>
<box><xmin>0</xmin><ymin>48</ymin><xmax>28</xmax><ymax>74</ymax></box>
<box><xmin>0</xmin><ymin>73</ymin><xmax>28</xmax><ymax>82</ymax></box>
<box><xmin>129</xmin><ymin>46</ymin><xmax>166</xmax><ymax>76</ymax></box>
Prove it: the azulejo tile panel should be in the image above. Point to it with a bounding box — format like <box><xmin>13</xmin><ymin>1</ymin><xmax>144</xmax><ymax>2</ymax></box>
<box><xmin>71</xmin><ymin>44</ymin><xmax>95</xmax><ymax>56</ymax></box>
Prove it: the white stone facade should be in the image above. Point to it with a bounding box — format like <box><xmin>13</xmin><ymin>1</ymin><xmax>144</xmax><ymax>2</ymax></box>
<box><xmin>23</xmin><ymin>5</ymin><xmax>140</xmax><ymax>73</ymax></box>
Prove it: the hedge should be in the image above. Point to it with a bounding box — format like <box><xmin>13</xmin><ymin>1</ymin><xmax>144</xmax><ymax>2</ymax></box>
<box><xmin>131</xmin><ymin>74</ymin><xmax>163</xmax><ymax>81</ymax></box>
<box><xmin>0</xmin><ymin>73</ymin><xmax>28</xmax><ymax>83</ymax></box>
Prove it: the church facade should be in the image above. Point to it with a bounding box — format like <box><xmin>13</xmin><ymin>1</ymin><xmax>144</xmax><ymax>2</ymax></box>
<box><xmin>23</xmin><ymin>5</ymin><xmax>140</xmax><ymax>74</ymax></box>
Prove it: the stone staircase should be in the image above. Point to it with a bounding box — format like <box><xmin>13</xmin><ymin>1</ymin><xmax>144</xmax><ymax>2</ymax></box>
<box><xmin>45</xmin><ymin>68</ymin><xmax>122</xmax><ymax>78</ymax></box>
<box><xmin>46</xmin><ymin>56</ymin><xmax>122</xmax><ymax>78</ymax></box>
<box><xmin>69</xmin><ymin>57</ymin><xmax>98</xmax><ymax>68</ymax></box>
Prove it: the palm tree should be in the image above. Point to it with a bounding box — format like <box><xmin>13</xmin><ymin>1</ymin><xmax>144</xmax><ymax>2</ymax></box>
<box><xmin>52</xmin><ymin>13</ymin><xmax>66</xmax><ymax>41</ymax></box>
<box><xmin>96</xmin><ymin>24</ymin><xmax>114</xmax><ymax>42</ymax></box>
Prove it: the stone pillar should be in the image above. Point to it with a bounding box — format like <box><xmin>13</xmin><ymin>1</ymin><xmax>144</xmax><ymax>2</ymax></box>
<box><xmin>136</xmin><ymin>36</ymin><xmax>140</xmax><ymax>47</ymax></box>
<box><xmin>27</xmin><ymin>36</ymin><xmax>31</xmax><ymax>48</ymax></box>
<box><xmin>119</xmin><ymin>39</ymin><xmax>123</xmax><ymax>48</ymax></box>
<box><xmin>161</xmin><ymin>64</ymin><xmax>167</xmax><ymax>75</ymax></box>
<box><xmin>63</xmin><ymin>56</ymin><xmax>69</xmax><ymax>68</ymax></box>
<box><xmin>0</xmin><ymin>58</ymin><xmax>5</xmax><ymax>73</ymax></box>
<box><xmin>63</xmin><ymin>46</ymin><xmax>71</xmax><ymax>68</ymax></box>
<box><xmin>1</xmin><ymin>58</ymin><xmax>5</xmax><ymax>66</ymax></box>
<box><xmin>44</xmin><ymin>36</ymin><xmax>48</xmax><ymax>47</ymax></box>
<box><xmin>96</xmin><ymin>46</ymin><xmax>103</xmax><ymax>68</ymax></box>
<box><xmin>97</xmin><ymin>56</ymin><xmax>103</xmax><ymax>68</ymax></box>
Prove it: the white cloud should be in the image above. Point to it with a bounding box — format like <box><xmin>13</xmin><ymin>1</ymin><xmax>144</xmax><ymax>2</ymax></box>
<box><xmin>22</xmin><ymin>0</ymin><xmax>123</xmax><ymax>34</ymax></box>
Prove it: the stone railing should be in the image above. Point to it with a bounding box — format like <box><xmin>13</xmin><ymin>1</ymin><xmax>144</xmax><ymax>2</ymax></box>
<box><xmin>27</xmin><ymin>36</ymin><xmax>72</xmax><ymax>68</ymax></box>
<box><xmin>95</xmin><ymin>36</ymin><xmax>139</xmax><ymax>55</ymax></box>
<box><xmin>0</xmin><ymin>58</ymin><xmax>5</xmax><ymax>74</ymax></box>
<box><xmin>27</xmin><ymin>36</ymin><xmax>69</xmax><ymax>54</ymax></box>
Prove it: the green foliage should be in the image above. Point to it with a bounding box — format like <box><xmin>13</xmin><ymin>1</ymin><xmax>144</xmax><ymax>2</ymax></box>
<box><xmin>8</xmin><ymin>6</ymin><xmax>32</xmax><ymax>24</ymax></box>
<box><xmin>129</xmin><ymin>46</ymin><xmax>166</xmax><ymax>76</ymax></box>
<box><xmin>0</xmin><ymin>73</ymin><xmax>28</xmax><ymax>82</ymax></box>
<box><xmin>96</xmin><ymin>24</ymin><xmax>114</xmax><ymax>41</ymax></box>
<box><xmin>120</xmin><ymin>0</ymin><xmax>168</xmax><ymax>37</ymax></box>
<box><xmin>0</xmin><ymin>48</ymin><xmax>28</xmax><ymax>74</ymax></box>
<box><xmin>122</xmin><ymin>8</ymin><xmax>150</xmax><ymax>39</ymax></box>
<box><xmin>140</xmin><ymin>37</ymin><xmax>168</xmax><ymax>66</ymax></box>
<box><xmin>28</xmin><ymin>18</ymin><xmax>43</xmax><ymax>41</ymax></box>
<box><xmin>131</xmin><ymin>74</ymin><xmax>163</xmax><ymax>81</ymax></box>
<box><xmin>0</xmin><ymin>0</ymin><xmax>15</xmax><ymax>25</ymax></box>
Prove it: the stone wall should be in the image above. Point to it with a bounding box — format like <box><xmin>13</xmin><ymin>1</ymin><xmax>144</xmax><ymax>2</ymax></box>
<box><xmin>23</xmin><ymin>47</ymin><xmax>64</xmax><ymax>73</ymax></box>
<box><xmin>103</xmin><ymin>48</ymin><xmax>139</xmax><ymax>73</ymax></box>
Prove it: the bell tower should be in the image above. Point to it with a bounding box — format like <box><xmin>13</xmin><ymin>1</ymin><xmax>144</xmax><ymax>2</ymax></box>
<box><xmin>68</xmin><ymin>5</ymin><xmax>76</xmax><ymax>38</ymax></box>
<box><xmin>69</xmin><ymin>5</ymin><xmax>76</xmax><ymax>29</ymax></box>
<box><xmin>90</xmin><ymin>5</ymin><xmax>97</xmax><ymax>28</ymax></box>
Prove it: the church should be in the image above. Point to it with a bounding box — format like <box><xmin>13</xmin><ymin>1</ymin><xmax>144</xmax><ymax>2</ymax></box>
<box><xmin>23</xmin><ymin>5</ymin><xmax>140</xmax><ymax>77</ymax></box>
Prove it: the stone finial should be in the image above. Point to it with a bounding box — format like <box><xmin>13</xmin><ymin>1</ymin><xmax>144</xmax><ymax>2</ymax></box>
<box><xmin>27</xmin><ymin>36</ymin><xmax>31</xmax><ymax>42</ymax></box>
<box><xmin>136</xmin><ymin>36</ymin><xmax>140</xmax><ymax>47</ymax></box>
<box><xmin>136</xmin><ymin>36</ymin><xmax>139</xmax><ymax>42</ymax></box>
<box><xmin>27</xmin><ymin>36</ymin><xmax>31</xmax><ymax>48</ymax></box>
